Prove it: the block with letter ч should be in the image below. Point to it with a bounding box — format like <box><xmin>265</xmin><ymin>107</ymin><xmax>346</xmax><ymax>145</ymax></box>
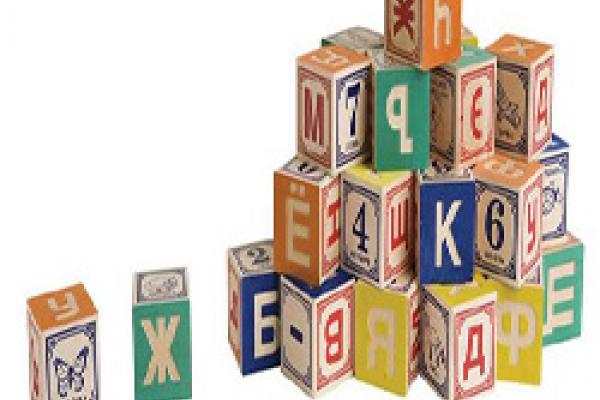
<box><xmin>472</xmin><ymin>154</ymin><xmax>544</xmax><ymax>287</ymax></box>
<box><xmin>133</xmin><ymin>268</ymin><xmax>192</xmax><ymax>400</ymax></box>
<box><xmin>420</xmin><ymin>281</ymin><xmax>497</xmax><ymax>400</ymax></box>
<box><xmin>354</xmin><ymin>270</ymin><xmax>420</xmax><ymax>396</ymax></box>
<box><xmin>542</xmin><ymin>233</ymin><xmax>583</xmax><ymax>346</ymax></box>
<box><xmin>321</xmin><ymin>26</ymin><xmax>384</xmax><ymax>55</ymax></box>
<box><xmin>274</xmin><ymin>157</ymin><xmax>341</xmax><ymax>287</ymax></box>
<box><xmin>539</xmin><ymin>133</ymin><xmax>569</xmax><ymax>242</ymax></box>
<box><xmin>487</xmin><ymin>34</ymin><xmax>554</xmax><ymax>161</ymax></box>
<box><xmin>341</xmin><ymin>163</ymin><xmax>415</xmax><ymax>287</ymax></box>
<box><xmin>280</xmin><ymin>270</ymin><xmax>354</xmax><ymax>397</ymax></box>
<box><xmin>297</xmin><ymin>46</ymin><xmax>371</xmax><ymax>174</ymax></box>
<box><xmin>461</xmin><ymin>26</ymin><xmax>478</xmax><ymax>48</ymax></box>
<box><xmin>431</xmin><ymin>45</ymin><xmax>497</xmax><ymax>171</ymax></box>
<box><xmin>385</xmin><ymin>0</ymin><xmax>462</xmax><ymax>70</ymax></box>
<box><xmin>27</xmin><ymin>283</ymin><xmax>99</xmax><ymax>400</ymax></box>
<box><xmin>228</xmin><ymin>240</ymin><xmax>280</xmax><ymax>375</ymax></box>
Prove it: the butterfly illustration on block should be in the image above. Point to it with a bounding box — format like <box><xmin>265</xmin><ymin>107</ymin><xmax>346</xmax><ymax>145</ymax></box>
<box><xmin>53</xmin><ymin>346</ymin><xmax>89</xmax><ymax>398</ymax></box>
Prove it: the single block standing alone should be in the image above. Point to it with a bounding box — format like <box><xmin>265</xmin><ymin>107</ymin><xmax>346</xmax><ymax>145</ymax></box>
<box><xmin>322</xmin><ymin>26</ymin><xmax>384</xmax><ymax>55</ymax></box>
<box><xmin>539</xmin><ymin>133</ymin><xmax>569</xmax><ymax>242</ymax></box>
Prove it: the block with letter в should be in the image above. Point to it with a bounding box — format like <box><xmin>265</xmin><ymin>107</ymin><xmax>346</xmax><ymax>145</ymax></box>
<box><xmin>487</xmin><ymin>34</ymin><xmax>554</xmax><ymax>161</ymax></box>
<box><xmin>228</xmin><ymin>240</ymin><xmax>280</xmax><ymax>375</ymax></box>
<box><xmin>539</xmin><ymin>133</ymin><xmax>569</xmax><ymax>242</ymax></box>
<box><xmin>341</xmin><ymin>163</ymin><xmax>415</xmax><ymax>287</ymax></box>
<box><xmin>27</xmin><ymin>283</ymin><xmax>99</xmax><ymax>400</ymax></box>
<box><xmin>322</xmin><ymin>26</ymin><xmax>384</xmax><ymax>55</ymax></box>
<box><xmin>133</xmin><ymin>268</ymin><xmax>192</xmax><ymax>400</ymax></box>
<box><xmin>280</xmin><ymin>270</ymin><xmax>354</xmax><ymax>397</ymax></box>
<box><xmin>461</xmin><ymin>26</ymin><xmax>478</xmax><ymax>48</ymax></box>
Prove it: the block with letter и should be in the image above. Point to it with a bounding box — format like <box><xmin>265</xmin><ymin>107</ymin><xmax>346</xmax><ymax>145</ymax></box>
<box><xmin>133</xmin><ymin>268</ymin><xmax>191</xmax><ymax>400</ymax></box>
<box><xmin>539</xmin><ymin>133</ymin><xmax>569</xmax><ymax>242</ymax></box>
<box><xmin>280</xmin><ymin>270</ymin><xmax>354</xmax><ymax>397</ymax></box>
<box><xmin>27</xmin><ymin>283</ymin><xmax>99</xmax><ymax>400</ymax></box>
<box><xmin>228</xmin><ymin>240</ymin><xmax>280</xmax><ymax>375</ymax></box>
<box><xmin>321</xmin><ymin>26</ymin><xmax>384</xmax><ymax>55</ymax></box>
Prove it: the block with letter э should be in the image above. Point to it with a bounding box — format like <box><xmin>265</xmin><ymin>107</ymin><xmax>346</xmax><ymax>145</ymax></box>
<box><xmin>228</xmin><ymin>240</ymin><xmax>280</xmax><ymax>375</ymax></box>
<box><xmin>539</xmin><ymin>133</ymin><xmax>569</xmax><ymax>242</ymax></box>
<box><xmin>461</xmin><ymin>26</ymin><xmax>478</xmax><ymax>47</ymax></box>
<box><xmin>321</xmin><ymin>27</ymin><xmax>384</xmax><ymax>55</ymax></box>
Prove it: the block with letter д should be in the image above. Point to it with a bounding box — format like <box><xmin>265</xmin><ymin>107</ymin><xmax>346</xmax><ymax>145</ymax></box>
<box><xmin>133</xmin><ymin>268</ymin><xmax>192</xmax><ymax>400</ymax></box>
<box><xmin>228</xmin><ymin>240</ymin><xmax>280</xmax><ymax>375</ymax></box>
<box><xmin>321</xmin><ymin>26</ymin><xmax>384</xmax><ymax>55</ymax></box>
<box><xmin>539</xmin><ymin>133</ymin><xmax>569</xmax><ymax>242</ymax></box>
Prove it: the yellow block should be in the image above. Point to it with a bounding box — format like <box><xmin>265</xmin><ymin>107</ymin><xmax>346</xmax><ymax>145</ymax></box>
<box><xmin>461</xmin><ymin>25</ymin><xmax>479</xmax><ymax>47</ymax></box>
<box><xmin>426</xmin><ymin>280</ymin><xmax>495</xmax><ymax>308</ymax></box>
<box><xmin>344</xmin><ymin>163</ymin><xmax>413</xmax><ymax>191</ymax></box>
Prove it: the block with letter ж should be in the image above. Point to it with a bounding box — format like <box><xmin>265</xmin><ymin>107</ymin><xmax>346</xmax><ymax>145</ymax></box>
<box><xmin>321</xmin><ymin>26</ymin><xmax>384</xmax><ymax>55</ymax></box>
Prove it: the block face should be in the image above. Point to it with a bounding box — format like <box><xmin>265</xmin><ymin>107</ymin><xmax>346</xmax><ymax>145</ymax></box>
<box><xmin>385</xmin><ymin>0</ymin><xmax>423</xmax><ymax>66</ymax></box>
<box><xmin>520</xmin><ymin>174</ymin><xmax>543</xmax><ymax>280</ymax></box>
<box><xmin>322</xmin><ymin>26</ymin><xmax>384</xmax><ymax>54</ymax></box>
<box><xmin>228</xmin><ymin>260</ymin><xmax>242</xmax><ymax>365</ymax></box>
<box><xmin>531</xmin><ymin>55</ymin><xmax>553</xmax><ymax>154</ymax></box>
<box><xmin>421</xmin><ymin>290</ymin><xmax>450</xmax><ymax>399</ymax></box>
<box><xmin>431</xmin><ymin>68</ymin><xmax>456</xmax><ymax>163</ymax></box>
<box><xmin>322</xmin><ymin>174</ymin><xmax>342</xmax><ymax>277</ymax></box>
<box><xmin>135</xmin><ymin>268</ymin><xmax>188</xmax><ymax>304</ymax></box>
<box><xmin>28</xmin><ymin>315</ymin><xmax>43</xmax><ymax>400</ymax></box>
<box><xmin>495</xmin><ymin>62</ymin><xmax>529</xmax><ymax>156</ymax></box>
<box><xmin>540</xmin><ymin>134</ymin><xmax>569</xmax><ymax>241</ymax></box>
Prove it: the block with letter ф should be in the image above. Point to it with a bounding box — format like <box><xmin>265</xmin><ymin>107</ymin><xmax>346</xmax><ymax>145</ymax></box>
<box><xmin>228</xmin><ymin>240</ymin><xmax>280</xmax><ymax>375</ymax></box>
<box><xmin>420</xmin><ymin>281</ymin><xmax>497</xmax><ymax>400</ymax></box>
<box><xmin>473</xmin><ymin>153</ymin><xmax>544</xmax><ymax>287</ymax></box>
<box><xmin>461</xmin><ymin>26</ymin><xmax>478</xmax><ymax>47</ymax></box>
<box><xmin>280</xmin><ymin>270</ymin><xmax>354</xmax><ymax>397</ymax></box>
<box><xmin>133</xmin><ymin>268</ymin><xmax>192</xmax><ymax>400</ymax></box>
<box><xmin>539</xmin><ymin>133</ymin><xmax>569</xmax><ymax>242</ymax></box>
<box><xmin>297</xmin><ymin>46</ymin><xmax>371</xmax><ymax>174</ymax></box>
<box><xmin>274</xmin><ymin>157</ymin><xmax>341</xmax><ymax>287</ymax></box>
<box><xmin>341</xmin><ymin>163</ymin><xmax>415</xmax><ymax>287</ymax></box>
<box><xmin>321</xmin><ymin>27</ymin><xmax>384</xmax><ymax>55</ymax></box>
<box><xmin>487</xmin><ymin>34</ymin><xmax>554</xmax><ymax>161</ymax></box>
<box><xmin>354</xmin><ymin>270</ymin><xmax>419</xmax><ymax>396</ymax></box>
<box><xmin>27</xmin><ymin>283</ymin><xmax>99</xmax><ymax>400</ymax></box>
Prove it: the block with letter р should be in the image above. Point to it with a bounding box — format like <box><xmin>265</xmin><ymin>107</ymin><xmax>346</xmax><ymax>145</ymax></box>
<box><xmin>461</xmin><ymin>26</ymin><xmax>478</xmax><ymax>47</ymax></box>
<box><xmin>421</xmin><ymin>282</ymin><xmax>497</xmax><ymax>400</ymax></box>
<box><xmin>297</xmin><ymin>46</ymin><xmax>371</xmax><ymax>174</ymax></box>
<box><xmin>321</xmin><ymin>26</ymin><xmax>384</xmax><ymax>55</ymax></box>
<box><xmin>274</xmin><ymin>157</ymin><xmax>341</xmax><ymax>287</ymax></box>
<box><xmin>133</xmin><ymin>268</ymin><xmax>191</xmax><ymax>400</ymax></box>
<box><xmin>27</xmin><ymin>283</ymin><xmax>99</xmax><ymax>400</ymax></box>
<box><xmin>341</xmin><ymin>163</ymin><xmax>415</xmax><ymax>287</ymax></box>
<box><xmin>487</xmin><ymin>34</ymin><xmax>553</xmax><ymax>161</ymax></box>
<box><xmin>280</xmin><ymin>270</ymin><xmax>354</xmax><ymax>397</ymax></box>
<box><xmin>228</xmin><ymin>240</ymin><xmax>280</xmax><ymax>375</ymax></box>
<box><xmin>473</xmin><ymin>154</ymin><xmax>543</xmax><ymax>287</ymax></box>
<box><xmin>539</xmin><ymin>133</ymin><xmax>569</xmax><ymax>242</ymax></box>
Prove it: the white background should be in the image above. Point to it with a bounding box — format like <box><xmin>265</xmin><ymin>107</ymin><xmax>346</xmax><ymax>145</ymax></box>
<box><xmin>1</xmin><ymin>0</ymin><xmax>597</xmax><ymax>398</ymax></box>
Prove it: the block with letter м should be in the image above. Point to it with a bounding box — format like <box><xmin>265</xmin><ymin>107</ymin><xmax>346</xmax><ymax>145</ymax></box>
<box><xmin>321</xmin><ymin>26</ymin><xmax>384</xmax><ymax>55</ymax></box>
<box><xmin>228</xmin><ymin>240</ymin><xmax>280</xmax><ymax>375</ymax></box>
<box><xmin>133</xmin><ymin>268</ymin><xmax>191</xmax><ymax>400</ymax></box>
<box><xmin>539</xmin><ymin>133</ymin><xmax>569</xmax><ymax>242</ymax></box>
<box><xmin>27</xmin><ymin>283</ymin><xmax>99</xmax><ymax>400</ymax></box>
<box><xmin>280</xmin><ymin>270</ymin><xmax>354</xmax><ymax>397</ymax></box>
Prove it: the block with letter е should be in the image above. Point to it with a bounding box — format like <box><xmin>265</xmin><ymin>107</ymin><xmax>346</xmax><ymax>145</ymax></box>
<box><xmin>27</xmin><ymin>283</ymin><xmax>99</xmax><ymax>400</ymax></box>
<box><xmin>473</xmin><ymin>154</ymin><xmax>543</xmax><ymax>287</ymax></box>
<box><xmin>133</xmin><ymin>268</ymin><xmax>192</xmax><ymax>400</ymax></box>
<box><xmin>228</xmin><ymin>240</ymin><xmax>280</xmax><ymax>375</ymax></box>
<box><xmin>461</xmin><ymin>26</ymin><xmax>478</xmax><ymax>47</ymax></box>
<box><xmin>487</xmin><ymin>34</ymin><xmax>553</xmax><ymax>161</ymax></box>
<box><xmin>341</xmin><ymin>163</ymin><xmax>415</xmax><ymax>287</ymax></box>
<box><xmin>421</xmin><ymin>282</ymin><xmax>497</xmax><ymax>400</ymax></box>
<box><xmin>321</xmin><ymin>26</ymin><xmax>384</xmax><ymax>55</ymax></box>
<box><xmin>539</xmin><ymin>133</ymin><xmax>569</xmax><ymax>242</ymax></box>
<box><xmin>280</xmin><ymin>270</ymin><xmax>354</xmax><ymax>397</ymax></box>
<box><xmin>274</xmin><ymin>157</ymin><xmax>341</xmax><ymax>287</ymax></box>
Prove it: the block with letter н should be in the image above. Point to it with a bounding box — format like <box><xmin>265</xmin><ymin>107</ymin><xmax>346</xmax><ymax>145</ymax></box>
<box><xmin>228</xmin><ymin>240</ymin><xmax>280</xmax><ymax>375</ymax></box>
<box><xmin>133</xmin><ymin>268</ymin><xmax>192</xmax><ymax>400</ymax></box>
<box><xmin>322</xmin><ymin>26</ymin><xmax>384</xmax><ymax>55</ymax></box>
<box><xmin>27</xmin><ymin>283</ymin><xmax>99</xmax><ymax>400</ymax></box>
<box><xmin>280</xmin><ymin>270</ymin><xmax>354</xmax><ymax>397</ymax></box>
<box><xmin>539</xmin><ymin>133</ymin><xmax>569</xmax><ymax>242</ymax></box>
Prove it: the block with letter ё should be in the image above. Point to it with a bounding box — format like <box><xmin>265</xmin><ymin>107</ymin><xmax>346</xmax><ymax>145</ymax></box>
<box><xmin>321</xmin><ymin>27</ymin><xmax>384</xmax><ymax>55</ymax></box>
<box><xmin>133</xmin><ymin>268</ymin><xmax>192</xmax><ymax>400</ymax></box>
<box><xmin>487</xmin><ymin>34</ymin><xmax>554</xmax><ymax>161</ymax></box>
<box><xmin>27</xmin><ymin>283</ymin><xmax>99</xmax><ymax>400</ymax></box>
<box><xmin>473</xmin><ymin>154</ymin><xmax>543</xmax><ymax>287</ymax></box>
<box><xmin>341</xmin><ymin>164</ymin><xmax>415</xmax><ymax>287</ymax></box>
<box><xmin>461</xmin><ymin>26</ymin><xmax>478</xmax><ymax>48</ymax></box>
<box><xmin>280</xmin><ymin>270</ymin><xmax>354</xmax><ymax>397</ymax></box>
<box><xmin>539</xmin><ymin>133</ymin><xmax>569</xmax><ymax>242</ymax></box>
<box><xmin>274</xmin><ymin>157</ymin><xmax>341</xmax><ymax>287</ymax></box>
<box><xmin>228</xmin><ymin>240</ymin><xmax>280</xmax><ymax>375</ymax></box>
<box><xmin>420</xmin><ymin>282</ymin><xmax>496</xmax><ymax>400</ymax></box>
<box><xmin>354</xmin><ymin>270</ymin><xmax>420</xmax><ymax>396</ymax></box>
<box><xmin>297</xmin><ymin>46</ymin><xmax>371</xmax><ymax>174</ymax></box>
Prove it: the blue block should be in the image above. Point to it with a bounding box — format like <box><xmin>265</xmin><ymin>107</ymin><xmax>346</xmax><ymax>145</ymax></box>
<box><xmin>539</xmin><ymin>133</ymin><xmax>569</xmax><ymax>241</ymax></box>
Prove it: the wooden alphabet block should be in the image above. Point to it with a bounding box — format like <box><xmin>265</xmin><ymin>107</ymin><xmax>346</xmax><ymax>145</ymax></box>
<box><xmin>280</xmin><ymin>270</ymin><xmax>354</xmax><ymax>397</ymax></box>
<box><xmin>341</xmin><ymin>164</ymin><xmax>415</xmax><ymax>287</ymax></box>
<box><xmin>322</xmin><ymin>27</ymin><xmax>384</xmax><ymax>55</ymax></box>
<box><xmin>27</xmin><ymin>283</ymin><xmax>99</xmax><ymax>400</ymax></box>
<box><xmin>473</xmin><ymin>154</ymin><xmax>544</xmax><ymax>287</ymax></box>
<box><xmin>228</xmin><ymin>240</ymin><xmax>280</xmax><ymax>375</ymax></box>
<box><xmin>274</xmin><ymin>157</ymin><xmax>340</xmax><ymax>287</ymax></box>
<box><xmin>461</xmin><ymin>26</ymin><xmax>478</xmax><ymax>47</ymax></box>
<box><xmin>539</xmin><ymin>133</ymin><xmax>569</xmax><ymax>241</ymax></box>
<box><xmin>385</xmin><ymin>0</ymin><xmax>462</xmax><ymax>70</ymax></box>
<box><xmin>297</xmin><ymin>46</ymin><xmax>371</xmax><ymax>174</ymax></box>
<box><xmin>487</xmin><ymin>34</ymin><xmax>554</xmax><ymax>161</ymax></box>
<box><xmin>133</xmin><ymin>268</ymin><xmax>192</xmax><ymax>400</ymax></box>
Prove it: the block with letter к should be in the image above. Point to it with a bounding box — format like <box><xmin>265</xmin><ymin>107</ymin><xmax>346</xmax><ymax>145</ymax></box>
<box><xmin>539</xmin><ymin>133</ymin><xmax>569</xmax><ymax>242</ymax></box>
<box><xmin>321</xmin><ymin>26</ymin><xmax>384</xmax><ymax>55</ymax></box>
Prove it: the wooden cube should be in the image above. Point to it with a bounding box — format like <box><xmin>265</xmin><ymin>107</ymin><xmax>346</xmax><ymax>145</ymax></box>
<box><xmin>354</xmin><ymin>271</ymin><xmax>420</xmax><ymax>395</ymax></box>
<box><xmin>461</xmin><ymin>26</ymin><xmax>478</xmax><ymax>47</ymax></box>
<box><xmin>385</xmin><ymin>0</ymin><xmax>462</xmax><ymax>70</ymax></box>
<box><xmin>341</xmin><ymin>164</ymin><xmax>415</xmax><ymax>287</ymax></box>
<box><xmin>27</xmin><ymin>283</ymin><xmax>99</xmax><ymax>400</ymax></box>
<box><xmin>421</xmin><ymin>282</ymin><xmax>496</xmax><ymax>400</ymax></box>
<box><xmin>487</xmin><ymin>34</ymin><xmax>554</xmax><ymax>161</ymax></box>
<box><xmin>297</xmin><ymin>46</ymin><xmax>371</xmax><ymax>174</ymax></box>
<box><xmin>274</xmin><ymin>157</ymin><xmax>341</xmax><ymax>287</ymax></box>
<box><xmin>280</xmin><ymin>270</ymin><xmax>354</xmax><ymax>397</ymax></box>
<box><xmin>228</xmin><ymin>240</ymin><xmax>280</xmax><ymax>375</ymax></box>
<box><xmin>431</xmin><ymin>45</ymin><xmax>497</xmax><ymax>171</ymax></box>
<box><xmin>539</xmin><ymin>133</ymin><xmax>569</xmax><ymax>241</ymax></box>
<box><xmin>473</xmin><ymin>154</ymin><xmax>544</xmax><ymax>287</ymax></box>
<box><xmin>322</xmin><ymin>27</ymin><xmax>384</xmax><ymax>55</ymax></box>
<box><xmin>133</xmin><ymin>268</ymin><xmax>192</xmax><ymax>400</ymax></box>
